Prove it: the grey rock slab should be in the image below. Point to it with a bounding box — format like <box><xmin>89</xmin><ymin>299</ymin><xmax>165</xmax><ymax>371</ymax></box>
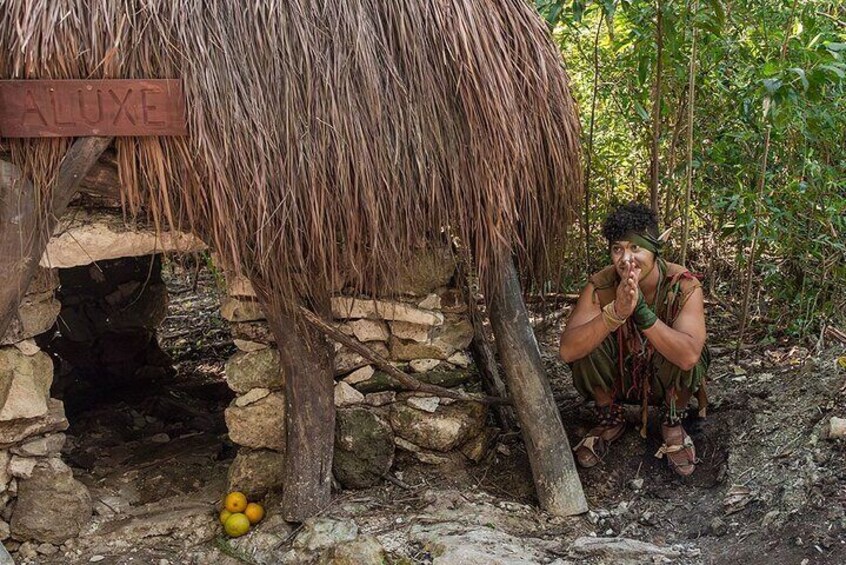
<box><xmin>569</xmin><ymin>536</ymin><xmax>682</xmax><ymax>563</ymax></box>
<box><xmin>224</xmin><ymin>393</ymin><xmax>286</xmax><ymax>451</ymax></box>
<box><xmin>225</xmin><ymin>349</ymin><xmax>282</xmax><ymax>393</ymax></box>
<box><xmin>408</xmin><ymin>522</ymin><xmax>552</xmax><ymax>564</ymax></box>
<box><xmin>334</xmin><ymin>408</ymin><xmax>394</xmax><ymax>489</ymax></box>
<box><xmin>292</xmin><ymin>517</ymin><xmax>358</xmax><ymax>553</ymax></box>
<box><xmin>227</xmin><ymin>448</ymin><xmax>285</xmax><ymax>500</ymax></box>
<box><xmin>390</xmin><ymin>400</ymin><xmax>486</xmax><ymax>452</ymax></box>
<box><xmin>10</xmin><ymin>459</ymin><xmax>92</xmax><ymax>544</ymax></box>
<box><xmin>0</xmin><ymin>349</ymin><xmax>53</xmax><ymax>421</ymax></box>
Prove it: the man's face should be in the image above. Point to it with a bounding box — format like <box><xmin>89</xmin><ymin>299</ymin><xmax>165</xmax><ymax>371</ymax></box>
<box><xmin>611</xmin><ymin>240</ymin><xmax>655</xmax><ymax>279</ymax></box>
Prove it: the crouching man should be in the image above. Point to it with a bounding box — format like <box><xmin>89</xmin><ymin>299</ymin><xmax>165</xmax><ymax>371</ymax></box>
<box><xmin>559</xmin><ymin>203</ymin><xmax>708</xmax><ymax>476</ymax></box>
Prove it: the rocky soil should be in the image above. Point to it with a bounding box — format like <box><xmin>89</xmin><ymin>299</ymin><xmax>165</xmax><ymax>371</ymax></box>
<box><xmin>5</xmin><ymin>262</ymin><xmax>844</xmax><ymax>564</ymax></box>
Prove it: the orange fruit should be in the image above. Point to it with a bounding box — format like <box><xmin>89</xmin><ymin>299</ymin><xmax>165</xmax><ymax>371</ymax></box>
<box><xmin>223</xmin><ymin>513</ymin><xmax>251</xmax><ymax>538</ymax></box>
<box><xmin>244</xmin><ymin>502</ymin><xmax>265</xmax><ymax>525</ymax></box>
<box><xmin>219</xmin><ymin>509</ymin><xmax>233</xmax><ymax>525</ymax></box>
<box><xmin>224</xmin><ymin>491</ymin><xmax>248</xmax><ymax>513</ymax></box>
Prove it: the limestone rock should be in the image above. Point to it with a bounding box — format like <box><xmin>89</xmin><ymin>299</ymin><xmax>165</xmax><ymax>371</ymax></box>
<box><xmin>334</xmin><ymin>408</ymin><xmax>394</xmax><ymax>489</ymax></box>
<box><xmin>226</xmin><ymin>274</ymin><xmax>257</xmax><ymax>298</ymax></box>
<box><xmin>235</xmin><ymin>388</ymin><xmax>271</xmax><ymax>407</ymax></box>
<box><xmin>828</xmin><ymin>416</ymin><xmax>846</xmax><ymax>439</ymax></box>
<box><xmin>0</xmin><ymin>349</ymin><xmax>53</xmax><ymax>421</ymax></box>
<box><xmin>11</xmin><ymin>433</ymin><xmax>66</xmax><ymax>457</ymax></box>
<box><xmin>408</xmin><ymin>522</ymin><xmax>550</xmax><ymax>564</ymax></box>
<box><xmin>334</xmin><ymin>382</ymin><xmax>365</xmax><ymax>407</ymax></box>
<box><xmin>389</xmin><ymin>318</ymin><xmax>473</xmax><ymax>361</ymax></box>
<box><xmin>390</xmin><ymin>400</ymin><xmax>486</xmax><ymax>452</ymax></box>
<box><xmin>334</xmin><ymin>343</ymin><xmax>388</xmax><ymax>376</ymax></box>
<box><xmin>407</xmin><ymin>396</ymin><xmax>440</xmax><ymax>413</ymax></box>
<box><xmin>41</xmin><ymin>209</ymin><xmax>205</xmax><ymax>269</ymax></box>
<box><xmin>11</xmin><ymin>459</ymin><xmax>92</xmax><ymax>544</ymax></box>
<box><xmin>233</xmin><ymin>339</ymin><xmax>268</xmax><ymax>353</ymax></box>
<box><xmin>0</xmin><ymin>451</ymin><xmax>9</xmax><ymax>488</ymax></box>
<box><xmin>332</xmin><ymin>297</ymin><xmax>443</xmax><ymax>326</ymax></box>
<box><xmin>292</xmin><ymin>518</ymin><xmax>358</xmax><ymax>553</ymax></box>
<box><xmin>0</xmin><ymin>519</ymin><xmax>8</xmax><ymax>541</ymax></box>
<box><xmin>1</xmin><ymin>294</ymin><xmax>61</xmax><ymax>345</ymax></box>
<box><xmin>390</xmin><ymin>322</ymin><xmax>431</xmax><ymax>343</ymax></box>
<box><xmin>388</xmin><ymin>247</ymin><xmax>456</xmax><ymax>296</ymax></box>
<box><xmin>231</xmin><ymin>322</ymin><xmax>276</xmax><ymax>345</ymax></box>
<box><xmin>409</xmin><ymin>359</ymin><xmax>441</xmax><ymax>373</ymax></box>
<box><xmin>9</xmin><ymin>456</ymin><xmax>38</xmax><ymax>479</ymax></box>
<box><xmin>13</xmin><ymin>340</ymin><xmax>40</xmax><ymax>357</ymax></box>
<box><xmin>325</xmin><ymin>535</ymin><xmax>387</xmax><ymax>564</ymax></box>
<box><xmin>220</xmin><ymin>297</ymin><xmax>266</xmax><ymax>322</ymax></box>
<box><xmin>365</xmin><ymin>391</ymin><xmax>396</xmax><ymax>407</ymax></box>
<box><xmin>569</xmin><ymin>536</ymin><xmax>681</xmax><ymax>563</ymax></box>
<box><xmin>417</xmin><ymin>294</ymin><xmax>442</xmax><ymax>310</ymax></box>
<box><xmin>342</xmin><ymin>365</ymin><xmax>375</xmax><ymax>386</ymax></box>
<box><xmin>414</xmin><ymin>451</ymin><xmax>452</xmax><ymax>465</ymax></box>
<box><xmin>225</xmin><ymin>393</ymin><xmax>286</xmax><ymax>451</ymax></box>
<box><xmin>348</xmin><ymin>320</ymin><xmax>389</xmax><ymax>343</ymax></box>
<box><xmin>225</xmin><ymin>349</ymin><xmax>282</xmax><ymax>393</ymax></box>
<box><xmin>228</xmin><ymin>449</ymin><xmax>286</xmax><ymax>500</ymax></box>
<box><xmin>447</xmin><ymin>351</ymin><xmax>472</xmax><ymax>369</ymax></box>
<box><xmin>0</xmin><ymin>399</ymin><xmax>68</xmax><ymax>448</ymax></box>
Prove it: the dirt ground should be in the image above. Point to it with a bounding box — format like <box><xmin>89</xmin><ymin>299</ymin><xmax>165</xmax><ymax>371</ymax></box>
<box><xmin>11</xmin><ymin>262</ymin><xmax>845</xmax><ymax>564</ymax></box>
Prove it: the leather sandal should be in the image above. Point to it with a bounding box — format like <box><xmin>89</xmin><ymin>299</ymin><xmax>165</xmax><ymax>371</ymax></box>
<box><xmin>573</xmin><ymin>405</ymin><xmax>626</xmax><ymax>468</ymax></box>
<box><xmin>656</xmin><ymin>423</ymin><xmax>697</xmax><ymax>476</ymax></box>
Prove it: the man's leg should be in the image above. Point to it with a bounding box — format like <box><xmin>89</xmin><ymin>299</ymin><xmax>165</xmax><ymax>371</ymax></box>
<box><xmin>568</xmin><ymin>335</ymin><xmax>627</xmax><ymax>468</ymax></box>
<box><xmin>652</xmin><ymin>347</ymin><xmax>710</xmax><ymax>476</ymax></box>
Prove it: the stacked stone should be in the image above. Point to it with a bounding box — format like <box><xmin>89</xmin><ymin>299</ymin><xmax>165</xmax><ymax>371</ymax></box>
<box><xmin>0</xmin><ymin>268</ymin><xmax>92</xmax><ymax>548</ymax></box>
<box><xmin>220</xmin><ymin>250</ymin><xmax>495</xmax><ymax>494</ymax></box>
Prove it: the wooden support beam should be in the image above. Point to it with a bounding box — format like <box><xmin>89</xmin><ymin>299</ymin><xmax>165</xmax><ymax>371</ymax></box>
<box><xmin>253</xmin><ymin>286</ymin><xmax>335</xmax><ymax>523</ymax></box>
<box><xmin>299</xmin><ymin>306</ymin><xmax>510</xmax><ymax>406</ymax></box>
<box><xmin>0</xmin><ymin>137</ymin><xmax>113</xmax><ymax>339</ymax></box>
<box><xmin>487</xmin><ymin>256</ymin><xmax>588</xmax><ymax>516</ymax></box>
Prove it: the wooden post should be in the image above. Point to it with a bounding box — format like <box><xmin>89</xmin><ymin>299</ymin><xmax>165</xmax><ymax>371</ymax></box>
<box><xmin>255</xmin><ymin>288</ymin><xmax>335</xmax><ymax>522</ymax></box>
<box><xmin>0</xmin><ymin>137</ymin><xmax>113</xmax><ymax>339</ymax></box>
<box><xmin>487</xmin><ymin>256</ymin><xmax>588</xmax><ymax>516</ymax></box>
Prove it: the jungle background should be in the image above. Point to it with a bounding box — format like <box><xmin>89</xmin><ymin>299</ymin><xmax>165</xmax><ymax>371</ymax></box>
<box><xmin>535</xmin><ymin>0</ymin><xmax>845</xmax><ymax>343</ymax></box>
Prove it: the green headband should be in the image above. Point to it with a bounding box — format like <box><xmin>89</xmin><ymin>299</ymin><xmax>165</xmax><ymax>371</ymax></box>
<box><xmin>613</xmin><ymin>231</ymin><xmax>663</xmax><ymax>255</ymax></box>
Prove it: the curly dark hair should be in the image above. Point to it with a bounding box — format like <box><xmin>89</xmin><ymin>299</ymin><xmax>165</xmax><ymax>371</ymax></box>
<box><xmin>601</xmin><ymin>202</ymin><xmax>659</xmax><ymax>243</ymax></box>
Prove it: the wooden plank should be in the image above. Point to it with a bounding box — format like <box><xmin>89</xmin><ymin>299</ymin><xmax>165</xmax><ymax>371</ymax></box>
<box><xmin>488</xmin><ymin>256</ymin><xmax>588</xmax><ymax>516</ymax></box>
<box><xmin>0</xmin><ymin>137</ymin><xmax>113</xmax><ymax>340</ymax></box>
<box><xmin>0</xmin><ymin>80</ymin><xmax>185</xmax><ymax>137</ymax></box>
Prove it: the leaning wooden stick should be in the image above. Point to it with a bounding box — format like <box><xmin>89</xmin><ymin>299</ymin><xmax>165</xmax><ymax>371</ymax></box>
<box><xmin>298</xmin><ymin>306</ymin><xmax>512</xmax><ymax>406</ymax></box>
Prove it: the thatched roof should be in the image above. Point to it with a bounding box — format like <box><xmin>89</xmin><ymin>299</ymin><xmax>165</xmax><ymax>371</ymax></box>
<box><xmin>1</xmin><ymin>0</ymin><xmax>581</xmax><ymax>313</ymax></box>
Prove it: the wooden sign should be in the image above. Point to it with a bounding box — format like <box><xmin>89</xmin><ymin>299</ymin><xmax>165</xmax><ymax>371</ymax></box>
<box><xmin>0</xmin><ymin>79</ymin><xmax>186</xmax><ymax>137</ymax></box>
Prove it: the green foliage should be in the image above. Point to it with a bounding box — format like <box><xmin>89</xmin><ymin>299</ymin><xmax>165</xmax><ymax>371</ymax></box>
<box><xmin>536</xmin><ymin>0</ymin><xmax>846</xmax><ymax>338</ymax></box>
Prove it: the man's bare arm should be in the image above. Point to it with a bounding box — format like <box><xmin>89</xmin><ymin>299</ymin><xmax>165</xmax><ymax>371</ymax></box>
<box><xmin>559</xmin><ymin>283</ymin><xmax>611</xmax><ymax>363</ymax></box>
<box><xmin>641</xmin><ymin>286</ymin><xmax>706</xmax><ymax>370</ymax></box>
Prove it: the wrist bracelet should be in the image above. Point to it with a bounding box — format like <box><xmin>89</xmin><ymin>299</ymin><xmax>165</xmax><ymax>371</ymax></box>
<box><xmin>602</xmin><ymin>300</ymin><xmax>627</xmax><ymax>331</ymax></box>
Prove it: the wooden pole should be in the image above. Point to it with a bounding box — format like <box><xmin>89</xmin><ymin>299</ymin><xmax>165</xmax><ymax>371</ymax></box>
<box><xmin>0</xmin><ymin>137</ymin><xmax>113</xmax><ymax>339</ymax></box>
<box><xmin>487</xmin><ymin>256</ymin><xmax>587</xmax><ymax>516</ymax></box>
<box><xmin>252</xmin><ymin>283</ymin><xmax>335</xmax><ymax>523</ymax></box>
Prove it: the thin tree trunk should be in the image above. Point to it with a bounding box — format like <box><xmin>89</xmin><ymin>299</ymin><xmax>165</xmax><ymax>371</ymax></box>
<box><xmin>735</xmin><ymin>0</ymin><xmax>797</xmax><ymax>360</ymax></box>
<box><xmin>583</xmin><ymin>15</ymin><xmax>603</xmax><ymax>268</ymax></box>
<box><xmin>488</xmin><ymin>257</ymin><xmax>587</xmax><ymax>516</ymax></box>
<box><xmin>680</xmin><ymin>1</ymin><xmax>699</xmax><ymax>266</ymax></box>
<box><xmin>255</xmin><ymin>287</ymin><xmax>335</xmax><ymax>522</ymax></box>
<box><xmin>649</xmin><ymin>1</ymin><xmax>664</xmax><ymax>217</ymax></box>
<box><xmin>735</xmin><ymin>125</ymin><xmax>771</xmax><ymax>362</ymax></box>
<box><xmin>0</xmin><ymin>137</ymin><xmax>113</xmax><ymax>339</ymax></box>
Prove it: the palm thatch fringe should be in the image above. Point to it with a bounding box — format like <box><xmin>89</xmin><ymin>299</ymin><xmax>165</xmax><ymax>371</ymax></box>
<box><xmin>0</xmin><ymin>0</ymin><xmax>581</xmax><ymax>316</ymax></box>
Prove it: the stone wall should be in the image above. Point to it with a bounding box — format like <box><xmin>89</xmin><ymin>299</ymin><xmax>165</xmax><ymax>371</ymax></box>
<box><xmin>0</xmin><ymin>268</ymin><xmax>92</xmax><ymax>548</ymax></box>
<box><xmin>221</xmin><ymin>251</ymin><xmax>495</xmax><ymax>496</ymax></box>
